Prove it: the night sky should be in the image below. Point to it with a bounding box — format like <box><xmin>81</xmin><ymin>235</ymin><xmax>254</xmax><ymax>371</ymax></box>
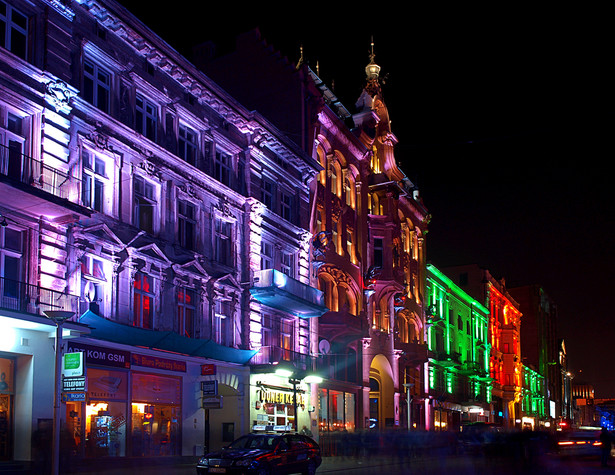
<box><xmin>119</xmin><ymin>2</ymin><xmax>612</xmax><ymax>395</ymax></box>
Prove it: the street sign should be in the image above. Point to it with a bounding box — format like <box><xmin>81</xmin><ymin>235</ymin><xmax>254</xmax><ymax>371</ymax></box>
<box><xmin>62</xmin><ymin>376</ymin><xmax>86</xmax><ymax>392</ymax></box>
<box><xmin>62</xmin><ymin>392</ymin><xmax>86</xmax><ymax>402</ymax></box>
<box><xmin>202</xmin><ymin>396</ymin><xmax>222</xmax><ymax>409</ymax></box>
<box><xmin>201</xmin><ymin>380</ymin><xmax>218</xmax><ymax>397</ymax></box>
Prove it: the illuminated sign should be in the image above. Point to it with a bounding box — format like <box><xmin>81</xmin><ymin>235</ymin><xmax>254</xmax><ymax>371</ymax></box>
<box><xmin>258</xmin><ymin>388</ymin><xmax>305</xmax><ymax>406</ymax></box>
<box><xmin>132</xmin><ymin>353</ymin><xmax>186</xmax><ymax>372</ymax></box>
<box><xmin>63</xmin><ymin>351</ymin><xmax>84</xmax><ymax>377</ymax></box>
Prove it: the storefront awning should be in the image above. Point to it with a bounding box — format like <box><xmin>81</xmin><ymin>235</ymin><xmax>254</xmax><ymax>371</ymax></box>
<box><xmin>78</xmin><ymin>311</ymin><xmax>257</xmax><ymax>365</ymax></box>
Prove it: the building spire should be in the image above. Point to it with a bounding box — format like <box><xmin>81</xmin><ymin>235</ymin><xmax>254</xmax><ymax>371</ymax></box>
<box><xmin>365</xmin><ymin>36</ymin><xmax>381</xmax><ymax>81</ymax></box>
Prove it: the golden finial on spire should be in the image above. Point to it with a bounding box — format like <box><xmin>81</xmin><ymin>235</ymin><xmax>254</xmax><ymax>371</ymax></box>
<box><xmin>365</xmin><ymin>35</ymin><xmax>381</xmax><ymax>80</ymax></box>
<box><xmin>296</xmin><ymin>44</ymin><xmax>304</xmax><ymax>70</ymax></box>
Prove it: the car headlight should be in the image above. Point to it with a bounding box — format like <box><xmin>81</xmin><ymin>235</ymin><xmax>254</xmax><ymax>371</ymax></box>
<box><xmin>198</xmin><ymin>458</ymin><xmax>209</xmax><ymax>466</ymax></box>
<box><xmin>235</xmin><ymin>458</ymin><xmax>254</xmax><ymax>467</ymax></box>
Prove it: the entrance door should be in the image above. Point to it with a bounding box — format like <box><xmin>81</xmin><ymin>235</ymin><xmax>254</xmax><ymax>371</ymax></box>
<box><xmin>0</xmin><ymin>394</ymin><xmax>11</xmax><ymax>460</ymax></box>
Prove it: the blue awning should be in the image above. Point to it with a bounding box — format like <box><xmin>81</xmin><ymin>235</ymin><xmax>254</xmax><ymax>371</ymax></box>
<box><xmin>78</xmin><ymin>311</ymin><xmax>257</xmax><ymax>365</ymax></box>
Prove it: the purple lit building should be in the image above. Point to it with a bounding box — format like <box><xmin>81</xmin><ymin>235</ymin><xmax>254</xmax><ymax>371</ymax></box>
<box><xmin>0</xmin><ymin>0</ymin><xmax>323</xmax><ymax>464</ymax></box>
<box><xmin>199</xmin><ymin>31</ymin><xmax>431</xmax><ymax>441</ymax></box>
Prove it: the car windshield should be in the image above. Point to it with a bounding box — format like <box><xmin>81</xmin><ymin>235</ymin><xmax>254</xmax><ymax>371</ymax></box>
<box><xmin>228</xmin><ymin>435</ymin><xmax>278</xmax><ymax>450</ymax></box>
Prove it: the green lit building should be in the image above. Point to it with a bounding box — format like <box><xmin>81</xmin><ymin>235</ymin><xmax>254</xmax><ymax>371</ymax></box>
<box><xmin>425</xmin><ymin>264</ymin><xmax>492</xmax><ymax>431</ymax></box>
<box><xmin>521</xmin><ymin>365</ymin><xmax>546</xmax><ymax>428</ymax></box>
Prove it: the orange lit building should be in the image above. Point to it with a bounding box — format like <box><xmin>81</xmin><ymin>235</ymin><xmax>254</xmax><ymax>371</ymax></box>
<box><xmin>442</xmin><ymin>265</ymin><xmax>522</xmax><ymax>428</ymax></box>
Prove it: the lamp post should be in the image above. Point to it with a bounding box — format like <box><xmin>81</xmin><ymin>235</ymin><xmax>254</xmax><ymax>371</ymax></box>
<box><xmin>44</xmin><ymin>310</ymin><xmax>74</xmax><ymax>475</ymax></box>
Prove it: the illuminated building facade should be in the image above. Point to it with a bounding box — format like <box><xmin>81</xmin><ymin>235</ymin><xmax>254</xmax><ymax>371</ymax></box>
<box><xmin>443</xmin><ymin>264</ymin><xmax>522</xmax><ymax>428</ymax></box>
<box><xmin>198</xmin><ymin>34</ymin><xmax>430</xmax><ymax>438</ymax></box>
<box><xmin>0</xmin><ymin>0</ymin><xmax>323</xmax><ymax>464</ymax></box>
<box><xmin>509</xmin><ymin>284</ymin><xmax>561</xmax><ymax>427</ymax></box>
<box><xmin>425</xmin><ymin>264</ymin><xmax>491</xmax><ymax>431</ymax></box>
<box><xmin>520</xmin><ymin>364</ymin><xmax>546</xmax><ymax>429</ymax></box>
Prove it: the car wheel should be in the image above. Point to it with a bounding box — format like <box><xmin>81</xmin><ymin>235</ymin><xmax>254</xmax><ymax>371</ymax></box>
<box><xmin>302</xmin><ymin>461</ymin><xmax>316</xmax><ymax>475</ymax></box>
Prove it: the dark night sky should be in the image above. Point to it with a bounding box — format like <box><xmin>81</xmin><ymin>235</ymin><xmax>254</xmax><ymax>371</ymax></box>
<box><xmin>119</xmin><ymin>2</ymin><xmax>612</xmax><ymax>395</ymax></box>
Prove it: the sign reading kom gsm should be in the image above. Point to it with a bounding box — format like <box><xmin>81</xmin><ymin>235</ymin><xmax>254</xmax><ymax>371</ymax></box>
<box><xmin>67</xmin><ymin>342</ymin><xmax>130</xmax><ymax>369</ymax></box>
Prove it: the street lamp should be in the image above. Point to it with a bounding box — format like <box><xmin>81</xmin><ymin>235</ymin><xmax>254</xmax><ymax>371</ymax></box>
<box><xmin>275</xmin><ymin>366</ymin><xmax>322</xmax><ymax>432</ymax></box>
<box><xmin>44</xmin><ymin>310</ymin><xmax>74</xmax><ymax>475</ymax></box>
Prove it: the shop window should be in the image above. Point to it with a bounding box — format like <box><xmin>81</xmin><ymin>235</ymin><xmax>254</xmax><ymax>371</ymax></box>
<box><xmin>178</xmin><ymin>200</ymin><xmax>197</xmax><ymax>250</ymax></box>
<box><xmin>0</xmin><ymin>1</ymin><xmax>27</xmax><ymax>60</ymax></box>
<box><xmin>83</xmin><ymin>59</ymin><xmax>111</xmax><ymax>114</ymax></box>
<box><xmin>133</xmin><ymin>175</ymin><xmax>157</xmax><ymax>234</ymax></box>
<box><xmin>131</xmin><ymin>373</ymin><xmax>180</xmax><ymax>457</ymax></box>
<box><xmin>177</xmin><ymin>286</ymin><xmax>196</xmax><ymax>338</ymax></box>
<box><xmin>135</xmin><ymin>94</ymin><xmax>157</xmax><ymax>142</ymax></box>
<box><xmin>133</xmin><ymin>272</ymin><xmax>154</xmax><ymax>329</ymax></box>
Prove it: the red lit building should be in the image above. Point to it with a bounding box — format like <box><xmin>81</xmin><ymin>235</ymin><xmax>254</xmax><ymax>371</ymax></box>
<box><xmin>442</xmin><ymin>265</ymin><xmax>522</xmax><ymax>428</ymax></box>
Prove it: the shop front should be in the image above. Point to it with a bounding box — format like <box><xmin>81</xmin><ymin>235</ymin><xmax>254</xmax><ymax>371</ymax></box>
<box><xmin>65</xmin><ymin>341</ymin><xmax>183</xmax><ymax>458</ymax></box>
<box><xmin>249</xmin><ymin>373</ymin><xmax>317</xmax><ymax>437</ymax></box>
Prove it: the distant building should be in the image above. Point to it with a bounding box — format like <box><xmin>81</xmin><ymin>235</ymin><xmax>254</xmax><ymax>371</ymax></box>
<box><xmin>509</xmin><ymin>284</ymin><xmax>561</xmax><ymax>427</ymax></box>
<box><xmin>441</xmin><ymin>264</ymin><xmax>522</xmax><ymax>429</ymax></box>
<box><xmin>425</xmin><ymin>264</ymin><xmax>491</xmax><ymax>431</ymax></box>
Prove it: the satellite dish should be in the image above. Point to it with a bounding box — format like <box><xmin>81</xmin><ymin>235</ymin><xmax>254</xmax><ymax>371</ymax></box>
<box><xmin>319</xmin><ymin>339</ymin><xmax>331</xmax><ymax>355</ymax></box>
<box><xmin>84</xmin><ymin>281</ymin><xmax>96</xmax><ymax>303</ymax></box>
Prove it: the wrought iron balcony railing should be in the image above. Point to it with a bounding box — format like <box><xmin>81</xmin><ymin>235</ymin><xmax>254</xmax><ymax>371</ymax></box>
<box><xmin>0</xmin><ymin>276</ymin><xmax>80</xmax><ymax>318</ymax></box>
<box><xmin>249</xmin><ymin>345</ymin><xmax>314</xmax><ymax>372</ymax></box>
<box><xmin>1</xmin><ymin>143</ymin><xmax>75</xmax><ymax>200</ymax></box>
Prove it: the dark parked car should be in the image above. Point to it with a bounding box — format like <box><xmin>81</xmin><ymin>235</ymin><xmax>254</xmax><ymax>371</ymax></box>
<box><xmin>196</xmin><ymin>432</ymin><xmax>321</xmax><ymax>475</ymax></box>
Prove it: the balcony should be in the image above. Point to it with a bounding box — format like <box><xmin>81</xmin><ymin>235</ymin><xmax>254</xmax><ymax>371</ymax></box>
<box><xmin>395</xmin><ymin>340</ymin><xmax>428</xmax><ymax>365</ymax></box>
<box><xmin>0</xmin><ymin>276</ymin><xmax>80</xmax><ymax>317</ymax></box>
<box><xmin>249</xmin><ymin>346</ymin><xmax>314</xmax><ymax>372</ymax></box>
<box><xmin>250</xmin><ymin>269</ymin><xmax>328</xmax><ymax>318</ymax></box>
<box><xmin>0</xmin><ymin>144</ymin><xmax>89</xmax><ymax>219</ymax></box>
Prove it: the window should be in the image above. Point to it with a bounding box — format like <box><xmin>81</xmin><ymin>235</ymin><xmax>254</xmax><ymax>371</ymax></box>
<box><xmin>261</xmin><ymin>241</ymin><xmax>273</xmax><ymax>270</ymax></box>
<box><xmin>135</xmin><ymin>94</ymin><xmax>157</xmax><ymax>141</ymax></box>
<box><xmin>0</xmin><ymin>226</ymin><xmax>23</xmax><ymax>307</ymax></box>
<box><xmin>177</xmin><ymin>287</ymin><xmax>196</xmax><ymax>338</ymax></box>
<box><xmin>214</xmin><ymin>217</ymin><xmax>233</xmax><ymax>266</ymax></box>
<box><xmin>0</xmin><ymin>0</ymin><xmax>28</xmax><ymax>60</ymax></box>
<box><xmin>83</xmin><ymin>59</ymin><xmax>111</xmax><ymax>113</ymax></box>
<box><xmin>82</xmin><ymin>150</ymin><xmax>107</xmax><ymax>212</ymax></box>
<box><xmin>0</xmin><ymin>111</ymin><xmax>25</xmax><ymax>181</ymax></box>
<box><xmin>280</xmin><ymin>319</ymin><xmax>293</xmax><ymax>360</ymax></box>
<box><xmin>280</xmin><ymin>251</ymin><xmax>294</xmax><ymax>277</ymax></box>
<box><xmin>178</xmin><ymin>200</ymin><xmax>197</xmax><ymax>250</ymax></box>
<box><xmin>178</xmin><ymin>124</ymin><xmax>197</xmax><ymax>166</ymax></box>
<box><xmin>373</xmin><ymin>238</ymin><xmax>383</xmax><ymax>268</ymax></box>
<box><xmin>261</xmin><ymin>179</ymin><xmax>274</xmax><ymax>210</ymax></box>
<box><xmin>81</xmin><ymin>255</ymin><xmax>107</xmax><ymax>315</ymax></box>
<box><xmin>214</xmin><ymin>300</ymin><xmax>231</xmax><ymax>346</ymax></box>
<box><xmin>133</xmin><ymin>272</ymin><xmax>154</xmax><ymax>329</ymax></box>
<box><xmin>133</xmin><ymin>176</ymin><xmax>156</xmax><ymax>233</ymax></box>
<box><xmin>346</xmin><ymin>228</ymin><xmax>355</xmax><ymax>263</ymax></box>
<box><xmin>280</xmin><ymin>191</ymin><xmax>293</xmax><ymax>222</ymax></box>
<box><xmin>214</xmin><ymin>150</ymin><xmax>232</xmax><ymax>187</ymax></box>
